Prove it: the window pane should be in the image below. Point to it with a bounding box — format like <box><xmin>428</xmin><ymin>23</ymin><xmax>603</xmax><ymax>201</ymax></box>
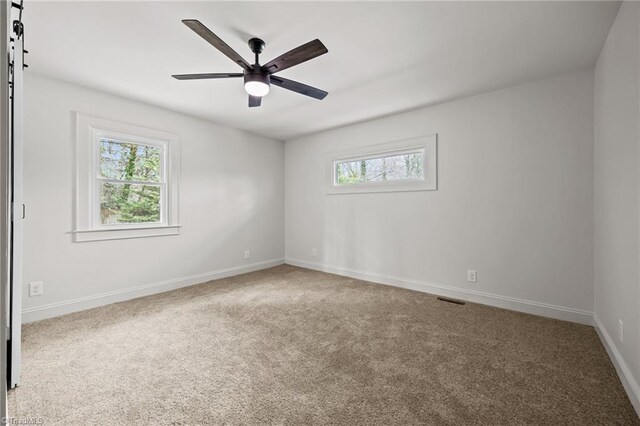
<box><xmin>336</xmin><ymin>152</ymin><xmax>424</xmax><ymax>185</ymax></box>
<box><xmin>100</xmin><ymin>182</ymin><xmax>161</xmax><ymax>224</ymax></box>
<box><xmin>99</xmin><ymin>139</ymin><xmax>161</xmax><ymax>182</ymax></box>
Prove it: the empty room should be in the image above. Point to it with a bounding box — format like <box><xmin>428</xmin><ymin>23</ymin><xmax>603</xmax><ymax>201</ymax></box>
<box><xmin>0</xmin><ymin>0</ymin><xmax>639</xmax><ymax>424</ymax></box>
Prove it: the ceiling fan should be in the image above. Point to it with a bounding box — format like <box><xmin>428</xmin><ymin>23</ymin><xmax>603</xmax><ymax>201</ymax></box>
<box><xmin>172</xmin><ymin>20</ymin><xmax>329</xmax><ymax>108</ymax></box>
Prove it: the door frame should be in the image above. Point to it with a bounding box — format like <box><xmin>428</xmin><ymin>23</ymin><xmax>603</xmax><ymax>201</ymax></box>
<box><xmin>1</xmin><ymin>0</ymin><xmax>11</xmax><ymax>415</ymax></box>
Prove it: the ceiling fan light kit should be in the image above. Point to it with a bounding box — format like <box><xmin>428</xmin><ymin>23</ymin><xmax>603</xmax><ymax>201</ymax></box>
<box><xmin>244</xmin><ymin>72</ymin><xmax>270</xmax><ymax>97</ymax></box>
<box><xmin>173</xmin><ymin>20</ymin><xmax>328</xmax><ymax>108</ymax></box>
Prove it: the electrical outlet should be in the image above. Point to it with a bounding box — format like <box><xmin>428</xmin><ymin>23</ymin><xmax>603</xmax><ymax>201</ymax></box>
<box><xmin>618</xmin><ymin>319</ymin><xmax>624</xmax><ymax>343</ymax></box>
<box><xmin>244</xmin><ymin>250</ymin><xmax>251</xmax><ymax>259</ymax></box>
<box><xmin>312</xmin><ymin>248</ymin><xmax>318</xmax><ymax>257</ymax></box>
<box><xmin>29</xmin><ymin>281</ymin><xmax>44</xmax><ymax>297</ymax></box>
<box><xmin>467</xmin><ymin>270</ymin><xmax>477</xmax><ymax>283</ymax></box>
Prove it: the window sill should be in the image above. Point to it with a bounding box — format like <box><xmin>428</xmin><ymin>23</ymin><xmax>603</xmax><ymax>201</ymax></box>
<box><xmin>327</xmin><ymin>180</ymin><xmax>436</xmax><ymax>195</ymax></box>
<box><xmin>73</xmin><ymin>225</ymin><xmax>181</xmax><ymax>242</ymax></box>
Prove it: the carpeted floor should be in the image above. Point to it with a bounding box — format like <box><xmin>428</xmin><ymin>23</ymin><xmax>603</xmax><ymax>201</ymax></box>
<box><xmin>8</xmin><ymin>265</ymin><xmax>640</xmax><ymax>425</ymax></box>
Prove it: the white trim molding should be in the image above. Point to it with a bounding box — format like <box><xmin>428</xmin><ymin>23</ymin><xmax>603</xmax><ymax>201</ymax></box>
<box><xmin>22</xmin><ymin>258</ymin><xmax>285</xmax><ymax>323</ymax></box>
<box><xmin>74</xmin><ymin>112</ymin><xmax>181</xmax><ymax>242</ymax></box>
<box><xmin>594</xmin><ymin>315</ymin><xmax>640</xmax><ymax>417</ymax></box>
<box><xmin>285</xmin><ymin>258</ymin><xmax>593</xmax><ymax>325</ymax></box>
<box><xmin>73</xmin><ymin>225</ymin><xmax>181</xmax><ymax>242</ymax></box>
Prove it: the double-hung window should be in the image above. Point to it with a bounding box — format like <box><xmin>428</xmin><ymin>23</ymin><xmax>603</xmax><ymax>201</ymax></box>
<box><xmin>96</xmin><ymin>135</ymin><xmax>164</xmax><ymax>226</ymax></box>
<box><xmin>75</xmin><ymin>113</ymin><xmax>180</xmax><ymax>242</ymax></box>
<box><xmin>327</xmin><ymin>135</ymin><xmax>437</xmax><ymax>194</ymax></box>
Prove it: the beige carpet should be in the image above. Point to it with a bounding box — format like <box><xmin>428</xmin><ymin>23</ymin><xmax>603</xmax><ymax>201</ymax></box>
<box><xmin>8</xmin><ymin>265</ymin><xmax>639</xmax><ymax>425</ymax></box>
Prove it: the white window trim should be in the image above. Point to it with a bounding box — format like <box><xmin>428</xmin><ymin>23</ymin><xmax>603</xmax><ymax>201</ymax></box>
<box><xmin>326</xmin><ymin>134</ymin><xmax>437</xmax><ymax>195</ymax></box>
<box><xmin>74</xmin><ymin>113</ymin><xmax>180</xmax><ymax>242</ymax></box>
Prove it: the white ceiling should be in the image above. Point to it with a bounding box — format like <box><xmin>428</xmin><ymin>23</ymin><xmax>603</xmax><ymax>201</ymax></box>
<box><xmin>24</xmin><ymin>1</ymin><xmax>620</xmax><ymax>140</ymax></box>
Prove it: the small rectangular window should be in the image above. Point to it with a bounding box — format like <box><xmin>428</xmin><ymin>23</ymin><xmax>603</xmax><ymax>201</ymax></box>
<box><xmin>335</xmin><ymin>150</ymin><xmax>424</xmax><ymax>185</ymax></box>
<box><xmin>327</xmin><ymin>135</ymin><xmax>437</xmax><ymax>194</ymax></box>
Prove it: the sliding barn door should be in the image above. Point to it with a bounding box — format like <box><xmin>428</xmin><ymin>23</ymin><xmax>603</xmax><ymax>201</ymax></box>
<box><xmin>1</xmin><ymin>0</ymin><xmax>10</xmax><ymax>409</ymax></box>
<box><xmin>8</xmin><ymin>35</ymin><xmax>24</xmax><ymax>389</ymax></box>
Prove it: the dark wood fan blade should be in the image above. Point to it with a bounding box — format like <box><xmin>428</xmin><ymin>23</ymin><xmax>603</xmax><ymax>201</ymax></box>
<box><xmin>172</xmin><ymin>73</ymin><xmax>244</xmax><ymax>80</ymax></box>
<box><xmin>261</xmin><ymin>39</ymin><xmax>328</xmax><ymax>74</ymax></box>
<box><xmin>182</xmin><ymin>20</ymin><xmax>252</xmax><ymax>71</ymax></box>
<box><xmin>270</xmin><ymin>76</ymin><xmax>328</xmax><ymax>100</ymax></box>
<box><xmin>249</xmin><ymin>95</ymin><xmax>262</xmax><ymax>107</ymax></box>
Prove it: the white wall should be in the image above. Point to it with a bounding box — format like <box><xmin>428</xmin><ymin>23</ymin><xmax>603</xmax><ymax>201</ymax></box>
<box><xmin>22</xmin><ymin>73</ymin><xmax>284</xmax><ymax>322</ymax></box>
<box><xmin>594</xmin><ymin>1</ymin><xmax>640</xmax><ymax>414</ymax></box>
<box><xmin>285</xmin><ymin>70</ymin><xmax>595</xmax><ymax>324</ymax></box>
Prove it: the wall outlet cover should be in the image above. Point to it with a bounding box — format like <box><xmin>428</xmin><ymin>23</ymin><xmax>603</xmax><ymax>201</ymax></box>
<box><xmin>618</xmin><ymin>319</ymin><xmax>624</xmax><ymax>343</ymax></box>
<box><xmin>29</xmin><ymin>281</ymin><xmax>44</xmax><ymax>297</ymax></box>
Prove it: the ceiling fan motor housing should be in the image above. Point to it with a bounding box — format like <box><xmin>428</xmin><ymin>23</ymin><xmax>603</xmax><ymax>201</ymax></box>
<box><xmin>244</xmin><ymin>70</ymin><xmax>270</xmax><ymax>87</ymax></box>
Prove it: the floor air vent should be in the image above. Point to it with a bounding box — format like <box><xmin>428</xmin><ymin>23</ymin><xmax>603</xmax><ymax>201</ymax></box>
<box><xmin>437</xmin><ymin>297</ymin><xmax>466</xmax><ymax>305</ymax></box>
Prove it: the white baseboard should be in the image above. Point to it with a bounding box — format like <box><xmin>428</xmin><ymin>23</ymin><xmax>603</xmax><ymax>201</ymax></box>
<box><xmin>285</xmin><ymin>258</ymin><xmax>593</xmax><ymax>325</ymax></box>
<box><xmin>22</xmin><ymin>258</ymin><xmax>285</xmax><ymax>323</ymax></box>
<box><xmin>594</xmin><ymin>315</ymin><xmax>640</xmax><ymax>417</ymax></box>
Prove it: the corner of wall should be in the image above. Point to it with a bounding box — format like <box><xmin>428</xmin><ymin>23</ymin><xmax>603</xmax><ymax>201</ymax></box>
<box><xmin>592</xmin><ymin>1</ymin><xmax>640</xmax><ymax>418</ymax></box>
<box><xmin>594</xmin><ymin>315</ymin><xmax>640</xmax><ymax>416</ymax></box>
